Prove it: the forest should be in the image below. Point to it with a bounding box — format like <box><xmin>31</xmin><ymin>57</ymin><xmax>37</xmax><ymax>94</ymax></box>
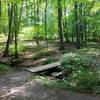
<box><xmin>0</xmin><ymin>0</ymin><xmax>100</xmax><ymax>100</ymax></box>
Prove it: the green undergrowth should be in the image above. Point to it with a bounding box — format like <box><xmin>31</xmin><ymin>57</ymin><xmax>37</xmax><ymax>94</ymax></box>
<box><xmin>33</xmin><ymin>68</ymin><xmax>100</xmax><ymax>94</ymax></box>
<box><xmin>0</xmin><ymin>64</ymin><xmax>10</xmax><ymax>74</ymax></box>
<box><xmin>32</xmin><ymin>50</ymin><xmax>57</xmax><ymax>61</ymax></box>
<box><xmin>0</xmin><ymin>45</ymin><xmax>5</xmax><ymax>50</ymax></box>
<box><xmin>9</xmin><ymin>43</ymin><xmax>28</xmax><ymax>55</ymax></box>
<box><xmin>79</xmin><ymin>47</ymin><xmax>100</xmax><ymax>56</ymax></box>
<box><xmin>33</xmin><ymin>52</ymin><xmax>100</xmax><ymax>94</ymax></box>
<box><xmin>33</xmin><ymin>45</ymin><xmax>45</xmax><ymax>52</ymax></box>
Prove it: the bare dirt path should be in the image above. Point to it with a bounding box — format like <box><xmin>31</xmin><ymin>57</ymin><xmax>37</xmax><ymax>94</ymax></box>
<box><xmin>0</xmin><ymin>70</ymin><xmax>100</xmax><ymax>100</ymax></box>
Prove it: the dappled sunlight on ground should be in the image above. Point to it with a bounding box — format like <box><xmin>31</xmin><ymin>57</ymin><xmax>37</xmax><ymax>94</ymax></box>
<box><xmin>1</xmin><ymin>81</ymin><xmax>35</xmax><ymax>98</ymax></box>
<box><xmin>0</xmin><ymin>69</ymin><xmax>100</xmax><ymax>100</ymax></box>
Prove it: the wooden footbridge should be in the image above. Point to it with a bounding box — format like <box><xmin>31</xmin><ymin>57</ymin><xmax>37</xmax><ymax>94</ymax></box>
<box><xmin>26</xmin><ymin>62</ymin><xmax>61</xmax><ymax>73</ymax></box>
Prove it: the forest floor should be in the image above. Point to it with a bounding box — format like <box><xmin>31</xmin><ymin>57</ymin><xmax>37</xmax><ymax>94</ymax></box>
<box><xmin>0</xmin><ymin>69</ymin><xmax>100</xmax><ymax>100</ymax></box>
<box><xmin>0</xmin><ymin>40</ymin><xmax>100</xmax><ymax>100</ymax></box>
<box><xmin>0</xmin><ymin>40</ymin><xmax>78</xmax><ymax>67</ymax></box>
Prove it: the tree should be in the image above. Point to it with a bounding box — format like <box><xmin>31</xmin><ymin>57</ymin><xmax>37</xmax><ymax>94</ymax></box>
<box><xmin>3</xmin><ymin>3</ymin><xmax>13</xmax><ymax>56</ymax></box>
<box><xmin>74</xmin><ymin>1</ymin><xmax>80</xmax><ymax>49</ymax></box>
<box><xmin>14</xmin><ymin>4</ymin><xmax>18</xmax><ymax>58</ymax></box>
<box><xmin>58</xmin><ymin>0</ymin><xmax>64</xmax><ymax>50</ymax></box>
<box><xmin>45</xmin><ymin>0</ymin><xmax>48</xmax><ymax>49</ymax></box>
<box><xmin>0</xmin><ymin>0</ymin><xmax>1</xmax><ymax>17</ymax></box>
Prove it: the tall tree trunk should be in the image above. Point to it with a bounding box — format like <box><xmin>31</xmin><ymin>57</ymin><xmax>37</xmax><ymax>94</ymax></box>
<box><xmin>18</xmin><ymin>0</ymin><xmax>24</xmax><ymax>32</ymax></box>
<box><xmin>0</xmin><ymin>0</ymin><xmax>1</xmax><ymax>17</ymax></box>
<box><xmin>72</xmin><ymin>20</ymin><xmax>75</xmax><ymax>43</ymax></box>
<box><xmin>45</xmin><ymin>0</ymin><xmax>48</xmax><ymax>49</ymax></box>
<box><xmin>63</xmin><ymin>21</ymin><xmax>69</xmax><ymax>43</ymax></box>
<box><xmin>74</xmin><ymin>1</ymin><xmax>80</xmax><ymax>49</ymax></box>
<box><xmin>14</xmin><ymin>4</ymin><xmax>18</xmax><ymax>58</ymax></box>
<box><xmin>83</xmin><ymin>4</ymin><xmax>87</xmax><ymax>42</ymax></box>
<box><xmin>3</xmin><ymin>3</ymin><xmax>13</xmax><ymax>56</ymax></box>
<box><xmin>35</xmin><ymin>0</ymin><xmax>39</xmax><ymax>45</ymax></box>
<box><xmin>58</xmin><ymin>0</ymin><xmax>64</xmax><ymax>50</ymax></box>
<box><xmin>79</xmin><ymin>2</ymin><xmax>83</xmax><ymax>43</ymax></box>
<box><xmin>63</xmin><ymin>0</ymin><xmax>69</xmax><ymax>43</ymax></box>
<box><xmin>25</xmin><ymin>0</ymin><xmax>28</xmax><ymax>26</ymax></box>
<box><xmin>30</xmin><ymin>4</ymin><xmax>33</xmax><ymax>26</ymax></box>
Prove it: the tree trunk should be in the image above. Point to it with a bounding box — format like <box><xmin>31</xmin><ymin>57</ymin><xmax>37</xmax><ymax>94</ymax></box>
<box><xmin>3</xmin><ymin>3</ymin><xmax>13</xmax><ymax>56</ymax></box>
<box><xmin>74</xmin><ymin>1</ymin><xmax>80</xmax><ymax>49</ymax></box>
<box><xmin>14</xmin><ymin>4</ymin><xmax>18</xmax><ymax>58</ymax></box>
<box><xmin>35</xmin><ymin>0</ymin><xmax>40</xmax><ymax>45</ymax></box>
<box><xmin>58</xmin><ymin>0</ymin><xmax>64</xmax><ymax>50</ymax></box>
<box><xmin>18</xmin><ymin>0</ymin><xmax>24</xmax><ymax>32</ymax></box>
<box><xmin>83</xmin><ymin>4</ymin><xmax>87</xmax><ymax>42</ymax></box>
<box><xmin>0</xmin><ymin>0</ymin><xmax>1</xmax><ymax>17</ymax></box>
<box><xmin>45</xmin><ymin>0</ymin><xmax>48</xmax><ymax>49</ymax></box>
<box><xmin>79</xmin><ymin>2</ymin><xmax>84</xmax><ymax>43</ymax></box>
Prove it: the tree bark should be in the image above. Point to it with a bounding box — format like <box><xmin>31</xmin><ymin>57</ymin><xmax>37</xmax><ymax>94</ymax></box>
<box><xmin>74</xmin><ymin>1</ymin><xmax>80</xmax><ymax>49</ymax></box>
<box><xmin>45</xmin><ymin>0</ymin><xmax>48</xmax><ymax>49</ymax></box>
<box><xmin>3</xmin><ymin>4</ymin><xmax>13</xmax><ymax>56</ymax></box>
<box><xmin>0</xmin><ymin>0</ymin><xmax>1</xmax><ymax>17</ymax></box>
<box><xmin>58</xmin><ymin>0</ymin><xmax>64</xmax><ymax>50</ymax></box>
<box><xmin>14</xmin><ymin>4</ymin><xmax>18</xmax><ymax>58</ymax></box>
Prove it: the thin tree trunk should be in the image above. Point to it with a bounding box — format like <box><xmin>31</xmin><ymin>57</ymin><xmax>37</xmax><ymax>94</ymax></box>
<box><xmin>30</xmin><ymin>4</ymin><xmax>33</xmax><ymax>26</ymax></box>
<box><xmin>34</xmin><ymin>0</ymin><xmax>40</xmax><ymax>45</ymax></box>
<box><xmin>14</xmin><ymin>4</ymin><xmax>18</xmax><ymax>58</ymax></box>
<box><xmin>74</xmin><ymin>1</ymin><xmax>80</xmax><ymax>49</ymax></box>
<box><xmin>45</xmin><ymin>0</ymin><xmax>48</xmax><ymax>49</ymax></box>
<box><xmin>72</xmin><ymin>20</ymin><xmax>75</xmax><ymax>43</ymax></box>
<box><xmin>83</xmin><ymin>4</ymin><xmax>87</xmax><ymax>42</ymax></box>
<box><xmin>18</xmin><ymin>0</ymin><xmax>24</xmax><ymax>32</ymax></box>
<box><xmin>3</xmin><ymin>3</ymin><xmax>13</xmax><ymax>56</ymax></box>
<box><xmin>63</xmin><ymin>0</ymin><xmax>69</xmax><ymax>43</ymax></box>
<box><xmin>58</xmin><ymin>0</ymin><xmax>64</xmax><ymax>50</ymax></box>
<box><xmin>0</xmin><ymin>0</ymin><xmax>1</xmax><ymax>17</ymax></box>
<box><xmin>79</xmin><ymin>2</ymin><xmax>83</xmax><ymax>43</ymax></box>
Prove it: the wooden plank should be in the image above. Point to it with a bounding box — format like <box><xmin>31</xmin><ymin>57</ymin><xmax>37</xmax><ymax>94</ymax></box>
<box><xmin>26</xmin><ymin>62</ymin><xmax>61</xmax><ymax>73</ymax></box>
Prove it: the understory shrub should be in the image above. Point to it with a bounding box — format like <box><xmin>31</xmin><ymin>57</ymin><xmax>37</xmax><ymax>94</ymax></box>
<box><xmin>9</xmin><ymin>43</ymin><xmax>27</xmax><ymax>55</ymax></box>
<box><xmin>32</xmin><ymin>50</ymin><xmax>56</xmax><ymax>60</ymax></box>
<box><xmin>79</xmin><ymin>47</ymin><xmax>100</xmax><ymax>56</ymax></box>
<box><xmin>60</xmin><ymin>52</ymin><xmax>96</xmax><ymax>73</ymax></box>
<box><xmin>60</xmin><ymin>52</ymin><xmax>99</xmax><ymax>92</ymax></box>
<box><xmin>0</xmin><ymin>64</ymin><xmax>9</xmax><ymax>73</ymax></box>
<box><xmin>68</xmin><ymin>68</ymin><xmax>99</xmax><ymax>92</ymax></box>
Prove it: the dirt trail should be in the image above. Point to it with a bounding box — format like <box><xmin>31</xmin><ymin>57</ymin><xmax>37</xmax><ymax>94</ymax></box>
<box><xmin>0</xmin><ymin>70</ymin><xmax>100</xmax><ymax>100</ymax></box>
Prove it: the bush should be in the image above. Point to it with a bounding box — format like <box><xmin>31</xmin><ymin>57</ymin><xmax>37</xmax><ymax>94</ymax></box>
<box><xmin>79</xmin><ymin>47</ymin><xmax>100</xmax><ymax>55</ymax></box>
<box><xmin>0</xmin><ymin>64</ymin><xmax>9</xmax><ymax>72</ymax></box>
<box><xmin>32</xmin><ymin>50</ymin><xmax>54</xmax><ymax>60</ymax></box>
<box><xmin>60</xmin><ymin>52</ymin><xmax>99</xmax><ymax>92</ymax></box>
<box><xmin>60</xmin><ymin>52</ymin><xmax>96</xmax><ymax>73</ymax></box>
<box><xmin>69</xmin><ymin>68</ymin><xmax>99</xmax><ymax>92</ymax></box>
<box><xmin>9</xmin><ymin>43</ymin><xmax>27</xmax><ymax>55</ymax></box>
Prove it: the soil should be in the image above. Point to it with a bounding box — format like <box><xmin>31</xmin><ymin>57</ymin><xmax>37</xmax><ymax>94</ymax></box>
<box><xmin>0</xmin><ymin>69</ymin><xmax>100</xmax><ymax>100</ymax></box>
